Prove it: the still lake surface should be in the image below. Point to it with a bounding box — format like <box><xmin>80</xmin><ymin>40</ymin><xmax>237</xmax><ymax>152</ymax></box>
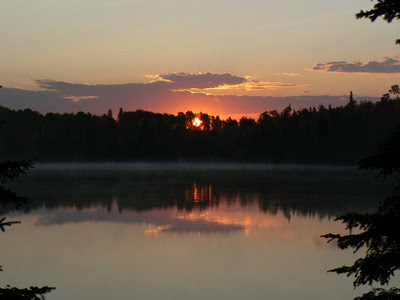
<box><xmin>0</xmin><ymin>163</ymin><xmax>391</xmax><ymax>300</ymax></box>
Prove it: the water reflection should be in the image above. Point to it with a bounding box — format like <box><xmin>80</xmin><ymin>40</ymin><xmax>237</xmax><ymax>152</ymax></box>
<box><xmin>186</xmin><ymin>181</ymin><xmax>213</xmax><ymax>204</ymax></box>
<box><xmin>2</xmin><ymin>167</ymin><xmax>389</xmax><ymax>236</ymax></box>
<box><xmin>33</xmin><ymin>195</ymin><xmax>257</xmax><ymax>235</ymax></box>
<box><xmin>1</xmin><ymin>165</ymin><xmax>386</xmax><ymax>300</ymax></box>
<box><xmin>5</xmin><ymin>168</ymin><xmax>387</xmax><ymax>212</ymax></box>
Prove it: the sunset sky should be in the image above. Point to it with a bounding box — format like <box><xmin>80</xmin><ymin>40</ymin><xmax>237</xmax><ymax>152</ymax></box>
<box><xmin>1</xmin><ymin>0</ymin><xmax>400</xmax><ymax>118</ymax></box>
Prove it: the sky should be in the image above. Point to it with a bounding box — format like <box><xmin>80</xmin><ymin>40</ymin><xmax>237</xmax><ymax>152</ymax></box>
<box><xmin>1</xmin><ymin>0</ymin><xmax>400</xmax><ymax>118</ymax></box>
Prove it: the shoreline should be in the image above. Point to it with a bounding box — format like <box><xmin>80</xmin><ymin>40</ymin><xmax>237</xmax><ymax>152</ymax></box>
<box><xmin>32</xmin><ymin>161</ymin><xmax>358</xmax><ymax>172</ymax></box>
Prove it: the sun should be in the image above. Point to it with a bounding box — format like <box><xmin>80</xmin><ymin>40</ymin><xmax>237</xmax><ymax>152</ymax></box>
<box><xmin>192</xmin><ymin>117</ymin><xmax>202</xmax><ymax>127</ymax></box>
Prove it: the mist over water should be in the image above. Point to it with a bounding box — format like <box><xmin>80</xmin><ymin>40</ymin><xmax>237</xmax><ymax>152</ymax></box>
<box><xmin>34</xmin><ymin>162</ymin><xmax>357</xmax><ymax>171</ymax></box>
<box><xmin>0</xmin><ymin>163</ymin><xmax>389</xmax><ymax>300</ymax></box>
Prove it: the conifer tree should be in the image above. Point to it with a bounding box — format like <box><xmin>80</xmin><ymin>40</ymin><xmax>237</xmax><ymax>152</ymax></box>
<box><xmin>323</xmin><ymin>130</ymin><xmax>400</xmax><ymax>300</ymax></box>
<box><xmin>356</xmin><ymin>0</ymin><xmax>400</xmax><ymax>44</ymax></box>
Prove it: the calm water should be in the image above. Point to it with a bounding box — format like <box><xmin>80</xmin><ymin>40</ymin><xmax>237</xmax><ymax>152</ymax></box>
<box><xmin>0</xmin><ymin>163</ymin><xmax>390</xmax><ymax>300</ymax></box>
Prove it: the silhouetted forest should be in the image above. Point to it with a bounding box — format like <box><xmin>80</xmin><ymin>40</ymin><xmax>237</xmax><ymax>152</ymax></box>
<box><xmin>1</xmin><ymin>92</ymin><xmax>400</xmax><ymax>163</ymax></box>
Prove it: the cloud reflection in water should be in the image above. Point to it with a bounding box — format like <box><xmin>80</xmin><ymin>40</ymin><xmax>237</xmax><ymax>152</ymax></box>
<box><xmin>33</xmin><ymin>182</ymin><xmax>289</xmax><ymax>235</ymax></box>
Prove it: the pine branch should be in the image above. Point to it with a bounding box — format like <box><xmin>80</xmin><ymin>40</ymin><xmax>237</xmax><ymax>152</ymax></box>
<box><xmin>0</xmin><ymin>159</ymin><xmax>35</xmax><ymax>184</ymax></box>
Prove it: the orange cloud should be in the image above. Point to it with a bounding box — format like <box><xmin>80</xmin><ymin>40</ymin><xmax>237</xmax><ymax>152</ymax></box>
<box><xmin>145</xmin><ymin>74</ymin><xmax>173</xmax><ymax>83</ymax></box>
<box><xmin>61</xmin><ymin>95</ymin><xmax>98</xmax><ymax>102</ymax></box>
<box><xmin>276</xmin><ymin>72</ymin><xmax>301</xmax><ymax>77</ymax></box>
<box><xmin>181</xmin><ymin>80</ymin><xmax>306</xmax><ymax>95</ymax></box>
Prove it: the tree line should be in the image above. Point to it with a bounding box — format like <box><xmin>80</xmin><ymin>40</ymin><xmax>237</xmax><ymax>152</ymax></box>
<box><xmin>1</xmin><ymin>91</ymin><xmax>400</xmax><ymax>163</ymax></box>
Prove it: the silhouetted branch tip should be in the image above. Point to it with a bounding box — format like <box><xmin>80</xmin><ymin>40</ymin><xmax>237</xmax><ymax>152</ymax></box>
<box><xmin>0</xmin><ymin>159</ymin><xmax>36</xmax><ymax>184</ymax></box>
<box><xmin>0</xmin><ymin>217</ymin><xmax>21</xmax><ymax>232</ymax></box>
<box><xmin>0</xmin><ymin>286</ymin><xmax>55</xmax><ymax>300</ymax></box>
<box><xmin>356</xmin><ymin>0</ymin><xmax>400</xmax><ymax>44</ymax></box>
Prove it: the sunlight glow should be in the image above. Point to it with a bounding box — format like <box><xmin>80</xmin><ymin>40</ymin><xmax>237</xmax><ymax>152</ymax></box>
<box><xmin>192</xmin><ymin>117</ymin><xmax>202</xmax><ymax>127</ymax></box>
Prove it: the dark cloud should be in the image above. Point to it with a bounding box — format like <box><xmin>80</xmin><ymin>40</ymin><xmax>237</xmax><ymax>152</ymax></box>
<box><xmin>36</xmin><ymin>79</ymin><xmax>90</xmax><ymax>91</ymax></box>
<box><xmin>311</xmin><ymin>57</ymin><xmax>400</xmax><ymax>74</ymax></box>
<box><xmin>35</xmin><ymin>79</ymin><xmax>168</xmax><ymax>95</ymax></box>
<box><xmin>325</xmin><ymin>61</ymin><xmax>347</xmax><ymax>65</ymax></box>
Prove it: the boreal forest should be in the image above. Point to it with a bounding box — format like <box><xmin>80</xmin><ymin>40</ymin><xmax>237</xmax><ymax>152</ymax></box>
<box><xmin>1</xmin><ymin>91</ymin><xmax>400</xmax><ymax>164</ymax></box>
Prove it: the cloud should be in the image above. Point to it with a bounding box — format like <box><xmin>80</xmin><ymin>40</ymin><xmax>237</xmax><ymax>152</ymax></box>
<box><xmin>146</xmin><ymin>73</ymin><xmax>302</xmax><ymax>93</ymax></box>
<box><xmin>61</xmin><ymin>95</ymin><xmax>98</xmax><ymax>102</ymax></box>
<box><xmin>310</xmin><ymin>57</ymin><xmax>400</xmax><ymax>74</ymax></box>
<box><xmin>148</xmin><ymin>72</ymin><xmax>247</xmax><ymax>89</ymax></box>
<box><xmin>276</xmin><ymin>72</ymin><xmax>301</xmax><ymax>77</ymax></box>
<box><xmin>190</xmin><ymin>80</ymin><xmax>303</xmax><ymax>93</ymax></box>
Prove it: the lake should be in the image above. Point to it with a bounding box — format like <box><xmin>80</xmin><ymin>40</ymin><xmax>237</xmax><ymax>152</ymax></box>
<box><xmin>0</xmin><ymin>163</ymin><xmax>390</xmax><ymax>300</ymax></box>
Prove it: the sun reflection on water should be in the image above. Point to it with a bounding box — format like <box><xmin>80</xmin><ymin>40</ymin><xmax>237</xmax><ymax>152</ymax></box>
<box><xmin>185</xmin><ymin>181</ymin><xmax>212</xmax><ymax>203</ymax></box>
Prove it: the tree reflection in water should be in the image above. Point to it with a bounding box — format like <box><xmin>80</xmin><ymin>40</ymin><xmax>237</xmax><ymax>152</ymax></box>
<box><xmin>4</xmin><ymin>166</ymin><xmax>389</xmax><ymax>225</ymax></box>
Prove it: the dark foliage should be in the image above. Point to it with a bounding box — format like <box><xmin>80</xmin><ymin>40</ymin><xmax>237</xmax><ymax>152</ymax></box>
<box><xmin>354</xmin><ymin>288</ymin><xmax>400</xmax><ymax>300</ymax></box>
<box><xmin>322</xmin><ymin>196</ymin><xmax>400</xmax><ymax>287</ymax></box>
<box><xmin>0</xmin><ymin>217</ymin><xmax>20</xmax><ymax>233</ymax></box>
<box><xmin>0</xmin><ymin>158</ymin><xmax>33</xmax><ymax>227</ymax></box>
<box><xmin>0</xmin><ymin>134</ymin><xmax>54</xmax><ymax>298</ymax></box>
<box><xmin>0</xmin><ymin>160</ymin><xmax>34</xmax><ymax>184</ymax></box>
<box><xmin>358</xmin><ymin>129</ymin><xmax>400</xmax><ymax>179</ymax></box>
<box><xmin>322</xmin><ymin>128</ymin><xmax>400</xmax><ymax>299</ymax></box>
<box><xmin>389</xmin><ymin>85</ymin><xmax>400</xmax><ymax>100</ymax></box>
<box><xmin>1</xmin><ymin>93</ymin><xmax>400</xmax><ymax>164</ymax></box>
<box><xmin>0</xmin><ymin>286</ymin><xmax>55</xmax><ymax>300</ymax></box>
<box><xmin>0</xmin><ymin>186</ymin><xmax>28</xmax><ymax>209</ymax></box>
<box><xmin>356</xmin><ymin>0</ymin><xmax>400</xmax><ymax>44</ymax></box>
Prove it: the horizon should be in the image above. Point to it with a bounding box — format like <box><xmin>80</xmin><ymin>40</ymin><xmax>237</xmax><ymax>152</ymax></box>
<box><xmin>0</xmin><ymin>91</ymin><xmax>379</xmax><ymax>121</ymax></box>
<box><xmin>0</xmin><ymin>82</ymin><xmax>381</xmax><ymax>119</ymax></box>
